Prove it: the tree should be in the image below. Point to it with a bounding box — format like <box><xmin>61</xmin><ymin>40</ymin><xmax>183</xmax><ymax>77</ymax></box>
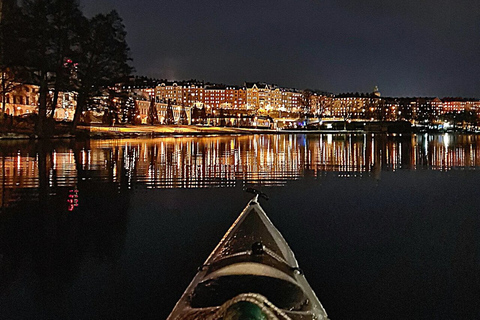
<box><xmin>191</xmin><ymin>106</ymin><xmax>199</xmax><ymax>124</ymax></box>
<box><xmin>130</xmin><ymin>99</ymin><xmax>141</xmax><ymax>125</ymax></box>
<box><xmin>147</xmin><ymin>97</ymin><xmax>158</xmax><ymax>125</ymax></box>
<box><xmin>47</xmin><ymin>0</ymin><xmax>84</xmax><ymax>118</ymax></box>
<box><xmin>164</xmin><ymin>99</ymin><xmax>175</xmax><ymax>124</ymax></box>
<box><xmin>72</xmin><ymin>10</ymin><xmax>132</xmax><ymax>131</ymax></box>
<box><xmin>199</xmin><ymin>106</ymin><xmax>206</xmax><ymax>124</ymax></box>
<box><xmin>5</xmin><ymin>0</ymin><xmax>85</xmax><ymax>136</ymax></box>
<box><xmin>0</xmin><ymin>0</ymin><xmax>21</xmax><ymax>114</ymax></box>
<box><xmin>178</xmin><ymin>104</ymin><xmax>188</xmax><ymax>125</ymax></box>
<box><xmin>19</xmin><ymin>0</ymin><xmax>53</xmax><ymax>136</ymax></box>
<box><xmin>300</xmin><ymin>89</ymin><xmax>313</xmax><ymax>117</ymax></box>
<box><xmin>1</xmin><ymin>1</ymin><xmax>132</xmax><ymax>135</ymax></box>
<box><xmin>219</xmin><ymin>108</ymin><xmax>226</xmax><ymax>126</ymax></box>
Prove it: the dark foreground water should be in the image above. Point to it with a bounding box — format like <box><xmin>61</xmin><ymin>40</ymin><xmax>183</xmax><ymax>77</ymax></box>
<box><xmin>0</xmin><ymin>133</ymin><xmax>479</xmax><ymax>319</ymax></box>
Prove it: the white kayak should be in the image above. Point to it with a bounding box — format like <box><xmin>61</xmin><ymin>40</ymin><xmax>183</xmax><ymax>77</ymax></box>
<box><xmin>167</xmin><ymin>195</ymin><xmax>329</xmax><ymax>320</ymax></box>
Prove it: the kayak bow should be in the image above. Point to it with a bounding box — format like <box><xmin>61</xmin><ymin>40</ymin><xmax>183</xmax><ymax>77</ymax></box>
<box><xmin>167</xmin><ymin>195</ymin><xmax>329</xmax><ymax>320</ymax></box>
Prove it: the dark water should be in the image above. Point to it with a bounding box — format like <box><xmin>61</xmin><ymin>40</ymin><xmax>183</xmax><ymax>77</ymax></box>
<box><xmin>0</xmin><ymin>133</ymin><xmax>479</xmax><ymax>319</ymax></box>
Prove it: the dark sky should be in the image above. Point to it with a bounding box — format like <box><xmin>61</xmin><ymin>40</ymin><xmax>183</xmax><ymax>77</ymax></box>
<box><xmin>80</xmin><ymin>0</ymin><xmax>480</xmax><ymax>97</ymax></box>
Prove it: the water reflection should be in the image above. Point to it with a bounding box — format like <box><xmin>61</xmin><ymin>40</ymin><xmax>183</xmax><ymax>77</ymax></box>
<box><xmin>2</xmin><ymin>134</ymin><xmax>480</xmax><ymax>198</ymax></box>
<box><xmin>0</xmin><ymin>139</ymin><xmax>131</xmax><ymax>318</ymax></box>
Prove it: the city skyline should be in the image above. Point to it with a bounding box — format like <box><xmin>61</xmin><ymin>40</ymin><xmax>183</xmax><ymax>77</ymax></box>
<box><xmin>80</xmin><ymin>0</ymin><xmax>480</xmax><ymax>98</ymax></box>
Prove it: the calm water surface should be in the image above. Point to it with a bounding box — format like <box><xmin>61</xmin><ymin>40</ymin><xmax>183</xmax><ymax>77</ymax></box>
<box><xmin>0</xmin><ymin>133</ymin><xmax>479</xmax><ymax>319</ymax></box>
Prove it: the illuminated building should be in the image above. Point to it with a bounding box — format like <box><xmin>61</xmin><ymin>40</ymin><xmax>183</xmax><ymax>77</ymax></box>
<box><xmin>204</xmin><ymin>85</ymin><xmax>227</xmax><ymax>110</ymax></box>
<box><xmin>142</xmin><ymin>88</ymin><xmax>155</xmax><ymax>99</ymax></box>
<box><xmin>0</xmin><ymin>84</ymin><xmax>38</xmax><ymax>116</ymax></box>
<box><xmin>245</xmin><ymin>82</ymin><xmax>274</xmax><ymax>110</ymax></box>
<box><xmin>225</xmin><ymin>86</ymin><xmax>246</xmax><ymax>109</ymax></box>
<box><xmin>181</xmin><ymin>82</ymin><xmax>204</xmax><ymax>107</ymax></box>
<box><xmin>52</xmin><ymin>91</ymin><xmax>77</xmax><ymax>121</ymax></box>
<box><xmin>245</xmin><ymin>82</ymin><xmax>261</xmax><ymax>109</ymax></box>
<box><xmin>328</xmin><ymin>95</ymin><xmax>372</xmax><ymax>119</ymax></box>
<box><xmin>281</xmin><ymin>89</ymin><xmax>303</xmax><ymax>113</ymax></box>
<box><xmin>409</xmin><ymin>97</ymin><xmax>440</xmax><ymax>123</ymax></box>
<box><xmin>441</xmin><ymin>98</ymin><xmax>480</xmax><ymax>114</ymax></box>
<box><xmin>151</xmin><ymin>81</ymin><xmax>308</xmax><ymax>120</ymax></box>
<box><xmin>0</xmin><ymin>80</ymin><xmax>77</xmax><ymax>120</ymax></box>
<box><xmin>155</xmin><ymin>82</ymin><xmax>183</xmax><ymax>104</ymax></box>
<box><xmin>155</xmin><ymin>80</ymin><xmax>204</xmax><ymax>107</ymax></box>
<box><xmin>269</xmin><ymin>87</ymin><xmax>283</xmax><ymax>111</ymax></box>
<box><xmin>129</xmin><ymin>80</ymin><xmax>480</xmax><ymax>125</ymax></box>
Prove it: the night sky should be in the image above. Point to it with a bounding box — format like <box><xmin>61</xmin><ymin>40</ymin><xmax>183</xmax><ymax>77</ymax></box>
<box><xmin>80</xmin><ymin>0</ymin><xmax>480</xmax><ymax>98</ymax></box>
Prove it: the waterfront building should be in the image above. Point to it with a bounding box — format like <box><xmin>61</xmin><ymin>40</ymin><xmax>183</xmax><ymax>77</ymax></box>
<box><xmin>269</xmin><ymin>87</ymin><xmax>283</xmax><ymax>111</ymax></box>
<box><xmin>204</xmin><ymin>85</ymin><xmax>227</xmax><ymax>111</ymax></box>
<box><xmin>0</xmin><ymin>84</ymin><xmax>77</xmax><ymax>121</ymax></box>
<box><xmin>409</xmin><ymin>98</ymin><xmax>440</xmax><ymax>123</ymax></box>
<box><xmin>52</xmin><ymin>91</ymin><xmax>77</xmax><ymax>121</ymax></box>
<box><xmin>442</xmin><ymin>98</ymin><xmax>467</xmax><ymax>113</ymax></box>
<box><xmin>136</xmin><ymin>100</ymin><xmax>150</xmax><ymax>124</ymax></box>
<box><xmin>155</xmin><ymin>82</ymin><xmax>183</xmax><ymax>104</ymax></box>
<box><xmin>142</xmin><ymin>88</ymin><xmax>155</xmax><ymax>99</ymax></box>
<box><xmin>441</xmin><ymin>98</ymin><xmax>480</xmax><ymax>114</ymax></box>
<box><xmin>155</xmin><ymin>80</ymin><xmax>204</xmax><ymax>107</ymax></box>
<box><xmin>281</xmin><ymin>89</ymin><xmax>302</xmax><ymax>113</ymax></box>
<box><xmin>328</xmin><ymin>94</ymin><xmax>370</xmax><ymax>119</ymax></box>
<box><xmin>181</xmin><ymin>82</ymin><xmax>204</xmax><ymax>107</ymax></box>
<box><xmin>0</xmin><ymin>84</ymin><xmax>38</xmax><ymax>116</ymax></box>
<box><xmin>245</xmin><ymin>82</ymin><xmax>275</xmax><ymax>110</ymax></box>
<box><xmin>325</xmin><ymin>94</ymin><xmax>409</xmax><ymax>121</ymax></box>
<box><xmin>225</xmin><ymin>85</ymin><xmax>246</xmax><ymax>109</ymax></box>
<box><xmin>245</xmin><ymin>82</ymin><xmax>260</xmax><ymax>109</ymax></box>
<box><xmin>257</xmin><ymin>84</ymin><xmax>272</xmax><ymax>110</ymax></box>
<box><xmin>383</xmin><ymin>99</ymin><xmax>400</xmax><ymax>121</ymax></box>
<box><xmin>4</xmin><ymin>72</ymin><xmax>480</xmax><ymax>126</ymax></box>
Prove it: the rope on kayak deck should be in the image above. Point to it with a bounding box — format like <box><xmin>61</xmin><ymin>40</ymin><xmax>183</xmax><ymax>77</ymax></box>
<box><xmin>177</xmin><ymin>293</ymin><xmax>293</xmax><ymax>320</ymax></box>
<box><xmin>209</xmin><ymin>293</ymin><xmax>292</xmax><ymax>320</ymax></box>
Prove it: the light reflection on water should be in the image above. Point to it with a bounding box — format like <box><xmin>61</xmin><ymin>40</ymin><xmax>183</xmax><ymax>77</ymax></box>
<box><xmin>1</xmin><ymin>133</ymin><xmax>480</xmax><ymax>196</ymax></box>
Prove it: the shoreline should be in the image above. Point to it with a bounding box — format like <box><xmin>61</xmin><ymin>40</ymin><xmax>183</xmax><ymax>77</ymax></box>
<box><xmin>0</xmin><ymin>124</ymin><xmax>476</xmax><ymax>140</ymax></box>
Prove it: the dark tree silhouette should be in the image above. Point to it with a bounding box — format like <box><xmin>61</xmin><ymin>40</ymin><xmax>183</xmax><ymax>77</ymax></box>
<box><xmin>3</xmin><ymin>0</ymin><xmax>86</xmax><ymax>136</ymax></box>
<box><xmin>0</xmin><ymin>0</ymin><xmax>23</xmax><ymax>114</ymax></box>
<box><xmin>200</xmin><ymin>106</ymin><xmax>206</xmax><ymax>124</ymax></box>
<box><xmin>15</xmin><ymin>0</ymin><xmax>53</xmax><ymax>136</ymax></box>
<box><xmin>191</xmin><ymin>106</ymin><xmax>199</xmax><ymax>124</ymax></box>
<box><xmin>48</xmin><ymin>0</ymin><xmax>84</xmax><ymax>118</ymax></box>
<box><xmin>300</xmin><ymin>89</ymin><xmax>313</xmax><ymax>118</ymax></box>
<box><xmin>147</xmin><ymin>97</ymin><xmax>158</xmax><ymax>125</ymax></box>
<box><xmin>72</xmin><ymin>10</ymin><xmax>132</xmax><ymax>131</ymax></box>
<box><xmin>129</xmin><ymin>98</ymin><xmax>141</xmax><ymax>125</ymax></box>
<box><xmin>164</xmin><ymin>99</ymin><xmax>175</xmax><ymax>125</ymax></box>
<box><xmin>178</xmin><ymin>104</ymin><xmax>188</xmax><ymax>125</ymax></box>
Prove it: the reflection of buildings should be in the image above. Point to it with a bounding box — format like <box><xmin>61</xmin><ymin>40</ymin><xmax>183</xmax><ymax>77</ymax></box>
<box><xmin>0</xmin><ymin>159</ymin><xmax>130</xmax><ymax>312</ymax></box>
<box><xmin>2</xmin><ymin>134</ymin><xmax>480</xmax><ymax>205</ymax></box>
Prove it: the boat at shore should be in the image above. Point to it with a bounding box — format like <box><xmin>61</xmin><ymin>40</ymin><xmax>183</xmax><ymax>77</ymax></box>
<box><xmin>167</xmin><ymin>194</ymin><xmax>329</xmax><ymax>320</ymax></box>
